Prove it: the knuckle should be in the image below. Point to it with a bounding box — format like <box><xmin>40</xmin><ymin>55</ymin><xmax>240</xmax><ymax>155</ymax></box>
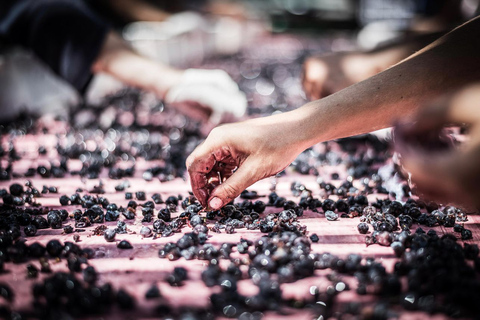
<box><xmin>221</xmin><ymin>183</ymin><xmax>240</xmax><ymax>200</ymax></box>
<box><xmin>209</xmin><ymin>126</ymin><xmax>224</xmax><ymax>139</ymax></box>
<box><xmin>210</xmin><ymin>126</ymin><xmax>221</xmax><ymax>135</ymax></box>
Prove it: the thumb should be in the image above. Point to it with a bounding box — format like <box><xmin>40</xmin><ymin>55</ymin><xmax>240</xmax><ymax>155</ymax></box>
<box><xmin>207</xmin><ymin>158</ymin><xmax>261</xmax><ymax>210</ymax></box>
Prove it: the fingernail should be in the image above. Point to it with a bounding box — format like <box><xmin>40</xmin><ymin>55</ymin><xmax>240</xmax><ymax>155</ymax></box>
<box><xmin>197</xmin><ymin>189</ymin><xmax>208</xmax><ymax>203</ymax></box>
<box><xmin>209</xmin><ymin>197</ymin><xmax>223</xmax><ymax>210</ymax></box>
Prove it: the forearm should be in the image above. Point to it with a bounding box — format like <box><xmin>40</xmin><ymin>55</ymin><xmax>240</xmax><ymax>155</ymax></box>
<box><xmin>104</xmin><ymin>0</ymin><xmax>170</xmax><ymax>22</ymax></box>
<box><xmin>299</xmin><ymin>16</ymin><xmax>480</xmax><ymax>146</ymax></box>
<box><xmin>92</xmin><ymin>31</ymin><xmax>181</xmax><ymax>98</ymax></box>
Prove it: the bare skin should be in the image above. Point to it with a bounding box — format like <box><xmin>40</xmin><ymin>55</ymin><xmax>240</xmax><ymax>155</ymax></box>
<box><xmin>302</xmin><ymin>32</ymin><xmax>446</xmax><ymax>100</ymax></box>
<box><xmin>302</xmin><ymin>0</ymin><xmax>466</xmax><ymax>100</ymax></box>
<box><xmin>397</xmin><ymin>84</ymin><xmax>480</xmax><ymax>209</ymax></box>
<box><xmin>92</xmin><ymin>31</ymin><xmax>183</xmax><ymax>100</ymax></box>
<box><xmin>98</xmin><ymin>0</ymin><xmax>248</xmax><ymax>23</ymax></box>
<box><xmin>92</xmin><ymin>31</ymin><xmax>247</xmax><ymax>123</ymax></box>
<box><xmin>187</xmin><ymin>16</ymin><xmax>480</xmax><ymax>210</ymax></box>
<box><xmin>101</xmin><ymin>0</ymin><xmax>171</xmax><ymax>23</ymax></box>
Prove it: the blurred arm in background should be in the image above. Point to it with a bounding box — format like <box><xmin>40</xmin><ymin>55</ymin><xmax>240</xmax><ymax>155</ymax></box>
<box><xmin>303</xmin><ymin>32</ymin><xmax>446</xmax><ymax>100</ymax></box>
<box><xmin>92</xmin><ymin>0</ymin><xmax>247</xmax><ymax>25</ymax></box>
<box><xmin>203</xmin><ymin>0</ymin><xmax>248</xmax><ymax>19</ymax></box>
<box><xmin>303</xmin><ymin>0</ymin><xmax>474</xmax><ymax>100</ymax></box>
<box><xmin>91</xmin><ymin>30</ymin><xmax>181</xmax><ymax>100</ymax></box>
<box><xmin>93</xmin><ymin>30</ymin><xmax>247</xmax><ymax>124</ymax></box>
<box><xmin>0</xmin><ymin>0</ymin><xmax>247</xmax><ymax>123</ymax></box>
<box><xmin>96</xmin><ymin>0</ymin><xmax>171</xmax><ymax>23</ymax></box>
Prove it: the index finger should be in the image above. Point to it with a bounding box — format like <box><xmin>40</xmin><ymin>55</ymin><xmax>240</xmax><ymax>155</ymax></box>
<box><xmin>186</xmin><ymin>143</ymin><xmax>233</xmax><ymax>207</ymax></box>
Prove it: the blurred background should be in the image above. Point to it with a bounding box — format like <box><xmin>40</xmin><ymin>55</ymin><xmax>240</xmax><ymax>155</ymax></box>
<box><xmin>1</xmin><ymin>0</ymin><xmax>479</xmax><ymax>120</ymax></box>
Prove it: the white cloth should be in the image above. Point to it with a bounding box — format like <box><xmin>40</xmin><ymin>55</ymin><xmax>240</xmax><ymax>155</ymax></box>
<box><xmin>165</xmin><ymin>68</ymin><xmax>247</xmax><ymax>124</ymax></box>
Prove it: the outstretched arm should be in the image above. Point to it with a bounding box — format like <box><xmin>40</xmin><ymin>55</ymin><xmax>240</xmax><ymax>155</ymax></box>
<box><xmin>99</xmin><ymin>0</ymin><xmax>171</xmax><ymax>23</ymax></box>
<box><xmin>92</xmin><ymin>31</ymin><xmax>182</xmax><ymax>100</ymax></box>
<box><xmin>302</xmin><ymin>16</ymin><xmax>480</xmax><ymax>143</ymax></box>
<box><xmin>188</xmin><ymin>15</ymin><xmax>480</xmax><ymax>209</ymax></box>
<box><xmin>93</xmin><ymin>32</ymin><xmax>248</xmax><ymax>123</ymax></box>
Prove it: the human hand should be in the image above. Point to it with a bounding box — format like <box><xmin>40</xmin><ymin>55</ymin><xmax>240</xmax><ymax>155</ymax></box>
<box><xmin>395</xmin><ymin>84</ymin><xmax>480</xmax><ymax>209</ymax></box>
<box><xmin>186</xmin><ymin>114</ymin><xmax>309</xmax><ymax>209</ymax></box>
<box><xmin>165</xmin><ymin>69</ymin><xmax>247</xmax><ymax>125</ymax></box>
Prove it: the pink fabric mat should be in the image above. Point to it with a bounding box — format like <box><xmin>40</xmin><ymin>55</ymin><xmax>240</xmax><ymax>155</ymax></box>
<box><xmin>1</xmin><ymin>133</ymin><xmax>479</xmax><ymax>319</ymax></box>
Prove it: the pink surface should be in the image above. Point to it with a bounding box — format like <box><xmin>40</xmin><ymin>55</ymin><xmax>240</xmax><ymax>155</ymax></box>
<box><xmin>1</xmin><ymin>133</ymin><xmax>479</xmax><ymax>319</ymax></box>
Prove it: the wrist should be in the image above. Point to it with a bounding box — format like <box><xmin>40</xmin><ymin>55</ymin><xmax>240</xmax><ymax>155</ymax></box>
<box><xmin>293</xmin><ymin>101</ymin><xmax>330</xmax><ymax>148</ymax></box>
<box><xmin>290</xmin><ymin>98</ymin><xmax>349</xmax><ymax>147</ymax></box>
<box><xmin>257</xmin><ymin>103</ymin><xmax>326</xmax><ymax>152</ymax></box>
<box><xmin>149</xmin><ymin>67</ymin><xmax>184</xmax><ymax>99</ymax></box>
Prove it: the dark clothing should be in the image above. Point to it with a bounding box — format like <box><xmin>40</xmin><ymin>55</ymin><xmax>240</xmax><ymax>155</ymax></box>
<box><xmin>0</xmin><ymin>0</ymin><xmax>109</xmax><ymax>93</ymax></box>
